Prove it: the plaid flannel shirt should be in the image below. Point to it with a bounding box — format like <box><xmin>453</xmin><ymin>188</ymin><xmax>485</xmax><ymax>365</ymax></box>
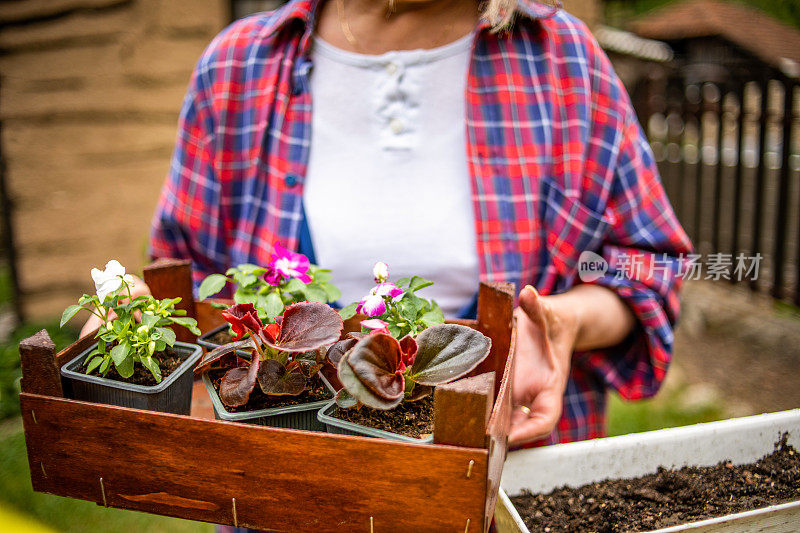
<box><xmin>151</xmin><ymin>0</ymin><xmax>692</xmax><ymax>444</ymax></box>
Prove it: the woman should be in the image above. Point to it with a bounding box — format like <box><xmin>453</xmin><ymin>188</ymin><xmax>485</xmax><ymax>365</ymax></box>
<box><xmin>149</xmin><ymin>0</ymin><xmax>692</xmax><ymax>447</ymax></box>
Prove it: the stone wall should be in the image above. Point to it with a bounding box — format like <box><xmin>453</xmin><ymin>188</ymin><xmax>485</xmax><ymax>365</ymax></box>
<box><xmin>0</xmin><ymin>0</ymin><xmax>227</xmax><ymax>320</ymax></box>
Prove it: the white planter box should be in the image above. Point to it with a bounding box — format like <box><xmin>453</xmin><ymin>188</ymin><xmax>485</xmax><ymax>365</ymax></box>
<box><xmin>496</xmin><ymin>409</ymin><xmax>800</xmax><ymax>533</ymax></box>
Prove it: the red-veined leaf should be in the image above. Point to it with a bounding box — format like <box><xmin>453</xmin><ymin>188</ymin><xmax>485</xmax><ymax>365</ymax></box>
<box><xmin>263</xmin><ymin>301</ymin><xmax>343</xmax><ymax>353</ymax></box>
<box><xmin>219</xmin><ymin>356</ymin><xmax>260</xmax><ymax>407</ymax></box>
<box><xmin>257</xmin><ymin>359</ymin><xmax>306</xmax><ymax>396</ymax></box>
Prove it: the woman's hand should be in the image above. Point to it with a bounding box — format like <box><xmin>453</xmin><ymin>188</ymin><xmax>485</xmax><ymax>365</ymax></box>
<box><xmin>509</xmin><ymin>284</ymin><xmax>636</xmax><ymax>446</ymax></box>
<box><xmin>79</xmin><ymin>276</ymin><xmax>151</xmax><ymax>338</ymax></box>
<box><xmin>509</xmin><ymin>286</ymin><xmax>579</xmax><ymax>446</ymax></box>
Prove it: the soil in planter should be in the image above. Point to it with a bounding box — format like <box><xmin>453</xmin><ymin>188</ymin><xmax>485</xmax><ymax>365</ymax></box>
<box><xmin>209</xmin><ymin>369</ymin><xmax>332</xmax><ymax>412</ymax></box>
<box><xmin>330</xmin><ymin>395</ymin><xmax>434</xmax><ymax>439</ymax></box>
<box><xmin>207</xmin><ymin>328</ymin><xmax>234</xmax><ymax>346</ymax></box>
<box><xmin>510</xmin><ymin>434</ymin><xmax>800</xmax><ymax>533</ymax></box>
<box><xmin>87</xmin><ymin>347</ymin><xmax>185</xmax><ymax>386</ymax></box>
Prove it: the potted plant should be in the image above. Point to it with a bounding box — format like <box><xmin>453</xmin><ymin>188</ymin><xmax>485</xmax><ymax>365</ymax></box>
<box><xmin>495</xmin><ymin>409</ymin><xmax>800</xmax><ymax>533</ymax></box>
<box><xmin>318</xmin><ymin>262</ymin><xmax>493</xmax><ymax>442</ymax></box>
<box><xmin>196</xmin><ymin>243</ymin><xmax>341</xmax><ymax>350</ymax></box>
<box><xmin>58</xmin><ymin>260</ymin><xmax>202</xmax><ymax>414</ymax></box>
<box><xmin>196</xmin><ymin>300</ymin><xmax>344</xmax><ymax>430</ymax></box>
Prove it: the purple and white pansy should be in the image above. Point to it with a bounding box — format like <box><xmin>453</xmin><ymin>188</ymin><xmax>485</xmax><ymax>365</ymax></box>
<box><xmin>356</xmin><ymin>282</ymin><xmax>403</xmax><ymax>317</ymax></box>
<box><xmin>264</xmin><ymin>243</ymin><xmax>312</xmax><ymax>285</ymax></box>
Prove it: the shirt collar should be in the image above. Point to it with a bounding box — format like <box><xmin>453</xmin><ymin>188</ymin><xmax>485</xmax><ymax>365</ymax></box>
<box><xmin>263</xmin><ymin>0</ymin><xmax>561</xmax><ymax>42</ymax></box>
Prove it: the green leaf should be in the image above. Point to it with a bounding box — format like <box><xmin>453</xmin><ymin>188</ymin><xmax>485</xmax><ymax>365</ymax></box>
<box><xmin>338</xmin><ymin>302</ymin><xmax>358</xmax><ymax>320</ymax></box>
<box><xmin>225</xmin><ymin>267</ymin><xmax>239</xmax><ymax>276</ymax></box>
<box><xmin>233</xmin><ymin>291</ymin><xmax>258</xmax><ymax>305</ymax></box>
<box><xmin>238</xmin><ymin>263</ymin><xmax>266</xmax><ymax>275</ymax></box>
<box><xmin>408</xmin><ymin>276</ymin><xmax>434</xmax><ymax>293</ymax></box>
<box><xmin>301</xmin><ymin>283</ymin><xmax>328</xmax><ymax>303</ymax></box>
<box><xmin>85</xmin><ymin>356</ymin><xmax>103</xmax><ymax>374</ymax></box>
<box><xmin>110</xmin><ymin>342</ymin><xmax>131</xmax><ymax>365</ymax></box>
<box><xmin>420</xmin><ymin>301</ymin><xmax>445</xmax><ymax>328</ymax></box>
<box><xmin>60</xmin><ymin>305</ymin><xmax>84</xmax><ymax>327</ymax></box>
<box><xmin>141</xmin><ymin>312</ymin><xmax>159</xmax><ymax>329</ymax></box>
<box><xmin>210</xmin><ymin>302</ymin><xmax>228</xmax><ymax>310</ymax></box>
<box><xmin>140</xmin><ymin>356</ymin><xmax>162</xmax><ymax>383</ymax></box>
<box><xmin>283</xmin><ymin>278</ymin><xmax>306</xmax><ymax>293</ymax></box>
<box><xmin>399</xmin><ymin>295</ymin><xmax>422</xmax><ymax>322</ymax></box>
<box><xmin>263</xmin><ymin>291</ymin><xmax>284</xmax><ymax>318</ymax></box>
<box><xmin>233</xmin><ymin>271</ymin><xmax>258</xmax><ymax>288</ymax></box>
<box><xmin>313</xmin><ymin>270</ymin><xmax>332</xmax><ymax>283</ymax></box>
<box><xmin>169</xmin><ymin>316</ymin><xmax>200</xmax><ymax>335</ymax></box>
<box><xmin>115</xmin><ymin>353</ymin><xmax>134</xmax><ymax>379</ymax></box>
<box><xmin>320</xmin><ymin>282</ymin><xmax>341</xmax><ymax>302</ymax></box>
<box><xmin>395</xmin><ymin>277</ymin><xmax>410</xmax><ymax>289</ymax></box>
<box><xmin>99</xmin><ymin>357</ymin><xmax>111</xmax><ymax>374</ymax></box>
<box><xmin>156</xmin><ymin>327</ymin><xmax>176</xmax><ymax>346</ymax></box>
<box><xmin>155</xmin><ymin>340</ymin><xmax>167</xmax><ymax>352</ymax></box>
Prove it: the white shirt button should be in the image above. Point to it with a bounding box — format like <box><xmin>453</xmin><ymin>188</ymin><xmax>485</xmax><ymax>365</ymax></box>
<box><xmin>389</xmin><ymin>118</ymin><xmax>403</xmax><ymax>134</ymax></box>
<box><xmin>386</xmin><ymin>62</ymin><xmax>398</xmax><ymax>75</ymax></box>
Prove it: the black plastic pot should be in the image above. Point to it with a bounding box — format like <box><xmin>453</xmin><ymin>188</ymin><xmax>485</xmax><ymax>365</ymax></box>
<box><xmin>197</xmin><ymin>323</ymin><xmax>230</xmax><ymax>352</ymax></box>
<box><xmin>317</xmin><ymin>401</ymin><xmax>434</xmax><ymax>443</ymax></box>
<box><xmin>202</xmin><ymin>371</ymin><xmax>335</xmax><ymax>431</ymax></box>
<box><xmin>60</xmin><ymin>341</ymin><xmax>202</xmax><ymax>415</ymax></box>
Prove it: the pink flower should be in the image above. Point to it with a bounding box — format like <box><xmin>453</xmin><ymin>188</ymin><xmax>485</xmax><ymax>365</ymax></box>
<box><xmin>355</xmin><ymin>283</ymin><xmax>403</xmax><ymax>317</ymax></box>
<box><xmin>356</xmin><ymin>292</ymin><xmax>385</xmax><ymax>317</ymax></box>
<box><xmin>263</xmin><ymin>243</ymin><xmax>311</xmax><ymax>285</ymax></box>
<box><xmin>376</xmin><ymin>282</ymin><xmax>403</xmax><ymax>298</ymax></box>
<box><xmin>361</xmin><ymin>318</ymin><xmax>390</xmax><ymax>335</ymax></box>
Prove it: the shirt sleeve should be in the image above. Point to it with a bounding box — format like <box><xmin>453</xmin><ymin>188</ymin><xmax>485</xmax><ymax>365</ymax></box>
<box><xmin>149</xmin><ymin>63</ymin><xmax>229</xmax><ymax>291</ymax></box>
<box><xmin>576</xmin><ymin>107</ymin><xmax>693</xmax><ymax>400</ymax></box>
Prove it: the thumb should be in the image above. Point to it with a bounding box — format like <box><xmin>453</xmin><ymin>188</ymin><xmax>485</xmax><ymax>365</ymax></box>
<box><xmin>518</xmin><ymin>285</ymin><xmax>548</xmax><ymax>332</ymax></box>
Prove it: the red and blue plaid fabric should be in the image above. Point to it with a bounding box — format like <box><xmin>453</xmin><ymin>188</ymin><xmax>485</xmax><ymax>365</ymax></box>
<box><xmin>151</xmin><ymin>0</ymin><xmax>692</xmax><ymax>445</ymax></box>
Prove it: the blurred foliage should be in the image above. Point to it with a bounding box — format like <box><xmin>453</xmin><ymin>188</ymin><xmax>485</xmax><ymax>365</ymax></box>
<box><xmin>604</xmin><ymin>0</ymin><xmax>800</xmax><ymax>30</ymax></box>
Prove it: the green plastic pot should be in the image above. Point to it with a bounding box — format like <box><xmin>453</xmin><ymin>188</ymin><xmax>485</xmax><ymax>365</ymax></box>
<box><xmin>317</xmin><ymin>401</ymin><xmax>434</xmax><ymax>443</ymax></box>
<box><xmin>202</xmin><ymin>371</ymin><xmax>335</xmax><ymax>431</ymax></box>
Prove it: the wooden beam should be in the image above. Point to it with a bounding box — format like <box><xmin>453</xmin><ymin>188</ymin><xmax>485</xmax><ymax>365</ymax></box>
<box><xmin>19</xmin><ymin>330</ymin><xmax>62</xmax><ymax>397</ymax></box>
<box><xmin>433</xmin><ymin>372</ymin><xmax>494</xmax><ymax>448</ymax></box>
<box><xmin>473</xmin><ymin>282</ymin><xmax>515</xmax><ymax>399</ymax></box>
<box><xmin>143</xmin><ymin>259</ymin><xmax>196</xmax><ymax>342</ymax></box>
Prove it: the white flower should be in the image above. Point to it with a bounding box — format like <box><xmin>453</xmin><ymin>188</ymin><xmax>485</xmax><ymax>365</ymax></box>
<box><xmin>91</xmin><ymin>260</ymin><xmax>135</xmax><ymax>303</ymax></box>
<box><xmin>372</xmin><ymin>261</ymin><xmax>389</xmax><ymax>283</ymax></box>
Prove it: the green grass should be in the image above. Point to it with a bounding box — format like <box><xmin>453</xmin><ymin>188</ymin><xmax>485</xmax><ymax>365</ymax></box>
<box><xmin>608</xmin><ymin>383</ymin><xmax>726</xmax><ymax>437</ymax></box>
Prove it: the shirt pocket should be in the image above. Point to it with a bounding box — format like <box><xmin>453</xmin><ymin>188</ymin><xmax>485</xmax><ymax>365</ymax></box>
<box><xmin>541</xmin><ymin>179</ymin><xmax>612</xmax><ymax>282</ymax></box>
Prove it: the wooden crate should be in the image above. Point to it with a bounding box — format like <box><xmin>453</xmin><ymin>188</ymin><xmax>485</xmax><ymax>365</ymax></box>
<box><xmin>19</xmin><ymin>259</ymin><xmax>516</xmax><ymax>532</ymax></box>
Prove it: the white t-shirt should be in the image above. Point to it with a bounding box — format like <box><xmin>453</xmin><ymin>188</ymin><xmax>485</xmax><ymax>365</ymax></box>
<box><xmin>304</xmin><ymin>33</ymin><xmax>480</xmax><ymax>318</ymax></box>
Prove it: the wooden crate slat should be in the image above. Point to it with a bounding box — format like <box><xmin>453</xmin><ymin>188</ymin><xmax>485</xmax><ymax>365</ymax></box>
<box><xmin>19</xmin><ymin>330</ymin><xmax>62</xmax><ymax>397</ymax></box>
<box><xmin>20</xmin><ymin>393</ymin><xmax>489</xmax><ymax>532</ymax></box>
<box><xmin>483</xmin><ymin>320</ymin><xmax>516</xmax><ymax>530</ymax></box>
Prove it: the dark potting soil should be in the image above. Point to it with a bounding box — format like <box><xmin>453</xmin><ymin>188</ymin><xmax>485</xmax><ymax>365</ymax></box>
<box><xmin>330</xmin><ymin>395</ymin><xmax>435</xmax><ymax>439</ymax></box>
<box><xmin>88</xmin><ymin>346</ymin><xmax>185</xmax><ymax>386</ymax></box>
<box><xmin>509</xmin><ymin>435</ymin><xmax>800</xmax><ymax>533</ymax></box>
<box><xmin>206</xmin><ymin>328</ymin><xmax>234</xmax><ymax>346</ymax></box>
<box><xmin>209</xmin><ymin>369</ymin><xmax>332</xmax><ymax>412</ymax></box>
